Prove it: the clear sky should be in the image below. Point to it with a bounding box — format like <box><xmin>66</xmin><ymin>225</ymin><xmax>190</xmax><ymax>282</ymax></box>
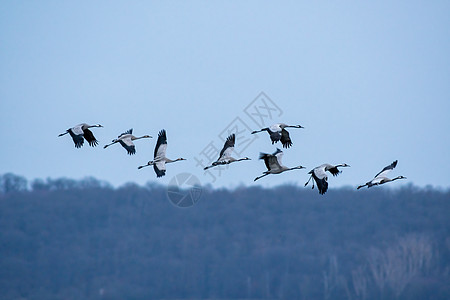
<box><xmin>1</xmin><ymin>1</ymin><xmax>449</xmax><ymax>189</ymax></box>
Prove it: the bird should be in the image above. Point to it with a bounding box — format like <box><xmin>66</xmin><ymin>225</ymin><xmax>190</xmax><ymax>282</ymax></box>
<box><xmin>357</xmin><ymin>160</ymin><xmax>406</xmax><ymax>189</ymax></box>
<box><xmin>304</xmin><ymin>163</ymin><xmax>350</xmax><ymax>195</ymax></box>
<box><xmin>103</xmin><ymin>129</ymin><xmax>152</xmax><ymax>155</ymax></box>
<box><xmin>251</xmin><ymin>123</ymin><xmax>304</xmax><ymax>148</ymax></box>
<box><xmin>254</xmin><ymin>148</ymin><xmax>305</xmax><ymax>181</ymax></box>
<box><xmin>58</xmin><ymin>123</ymin><xmax>103</xmax><ymax>148</ymax></box>
<box><xmin>203</xmin><ymin>133</ymin><xmax>251</xmax><ymax>170</ymax></box>
<box><xmin>138</xmin><ymin>129</ymin><xmax>186</xmax><ymax>177</ymax></box>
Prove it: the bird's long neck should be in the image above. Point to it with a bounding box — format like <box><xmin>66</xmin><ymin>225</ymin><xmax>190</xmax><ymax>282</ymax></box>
<box><xmin>134</xmin><ymin>136</ymin><xmax>149</xmax><ymax>140</ymax></box>
<box><xmin>166</xmin><ymin>158</ymin><xmax>184</xmax><ymax>163</ymax></box>
<box><xmin>289</xmin><ymin>165</ymin><xmax>304</xmax><ymax>171</ymax></box>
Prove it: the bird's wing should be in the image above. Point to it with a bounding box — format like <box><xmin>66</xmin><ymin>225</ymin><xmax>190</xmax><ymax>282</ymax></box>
<box><xmin>280</xmin><ymin>129</ymin><xmax>292</xmax><ymax>148</ymax></box>
<box><xmin>269</xmin><ymin>131</ymin><xmax>281</xmax><ymax>143</ymax></box>
<box><xmin>314</xmin><ymin>165</ymin><xmax>328</xmax><ymax>180</ymax></box>
<box><xmin>326</xmin><ymin>164</ymin><xmax>341</xmax><ymax>176</ymax></box>
<box><xmin>219</xmin><ymin>134</ymin><xmax>235</xmax><ymax>160</ymax></box>
<box><xmin>268</xmin><ymin>155</ymin><xmax>281</xmax><ymax>171</ymax></box>
<box><xmin>273</xmin><ymin>148</ymin><xmax>284</xmax><ymax>166</ymax></box>
<box><xmin>68</xmin><ymin>128</ymin><xmax>84</xmax><ymax>148</ymax></box>
<box><xmin>312</xmin><ymin>171</ymin><xmax>329</xmax><ymax>195</ymax></box>
<box><xmin>374</xmin><ymin>160</ymin><xmax>398</xmax><ymax>178</ymax></box>
<box><xmin>83</xmin><ymin>128</ymin><xmax>98</xmax><ymax>147</ymax></box>
<box><xmin>259</xmin><ymin>153</ymin><xmax>271</xmax><ymax>170</ymax></box>
<box><xmin>118</xmin><ymin>129</ymin><xmax>133</xmax><ymax>138</ymax></box>
<box><xmin>71</xmin><ymin>124</ymin><xmax>84</xmax><ymax>135</ymax></box>
<box><xmin>154</xmin><ymin>129</ymin><xmax>168</xmax><ymax>159</ymax></box>
<box><xmin>119</xmin><ymin>137</ymin><xmax>136</xmax><ymax>155</ymax></box>
<box><xmin>153</xmin><ymin>161</ymin><xmax>166</xmax><ymax>178</ymax></box>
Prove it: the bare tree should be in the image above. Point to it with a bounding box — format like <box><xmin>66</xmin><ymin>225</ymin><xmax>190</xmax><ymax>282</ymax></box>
<box><xmin>323</xmin><ymin>255</ymin><xmax>339</xmax><ymax>300</ymax></box>
<box><xmin>367</xmin><ymin>234</ymin><xmax>434</xmax><ymax>299</ymax></box>
<box><xmin>352</xmin><ymin>265</ymin><xmax>368</xmax><ymax>300</ymax></box>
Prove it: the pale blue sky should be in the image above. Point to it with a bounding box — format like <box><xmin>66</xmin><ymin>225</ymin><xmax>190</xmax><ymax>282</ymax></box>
<box><xmin>1</xmin><ymin>1</ymin><xmax>449</xmax><ymax>189</ymax></box>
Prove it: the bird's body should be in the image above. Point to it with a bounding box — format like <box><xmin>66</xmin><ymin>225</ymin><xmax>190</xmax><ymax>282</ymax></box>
<box><xmin>251</xmin><ymin>123</ymin><xmax>304</xmax><ymax>148</ymax></box>
<box><xmin>357</xmin><ymin>160</ymin><xmax>406</xmax><ymax>189</ymax></box>
<box><xmin>204</xmin><ymin>134</ymin><xmax>250</xmax><ymax>170</ymax></box>
<box><xmin>58</xmin><ymin>123</ymin><xmax>103</xmax><ymax>148</ymax></box>
<box><xmin>103</xmin><ymin>129</ymin><xmax>152</xmax><ymax>155</ymax></box>
<box><xmin>138</xmin><ymin>129</ymin><xmax>185</xmax><ymax>177</ymax></box>
<box><xmin>254</xmin><ymin>148</ymin><xmax>305</xmax><ymax>181</ymax></box>
<box><xmin>304</xmin><ymin>163</ymin><xmax>350</xmax><ymax>195</ymax></box>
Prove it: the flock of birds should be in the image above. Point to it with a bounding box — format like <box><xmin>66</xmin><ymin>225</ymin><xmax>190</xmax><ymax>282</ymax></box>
<box><xmin>58</xmin><ymin>122</ymin><xmax>406</xmax><ymax>194</ymax></box>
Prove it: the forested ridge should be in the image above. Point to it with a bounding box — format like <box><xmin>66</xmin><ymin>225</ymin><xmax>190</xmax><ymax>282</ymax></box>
<box><xmin>0</xmin><ymin>173</ymin><xmax>449</xmax><ymax>300</ymax></box>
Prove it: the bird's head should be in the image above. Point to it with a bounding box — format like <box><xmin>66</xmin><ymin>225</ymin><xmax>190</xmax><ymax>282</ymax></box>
<box><xmin>143</xmin><ymin>135</ymin><xmax>152</xmax><ymax>138</ymax></box>
<box><xmin>397</xmin><ymin>176</ymin><xmax>407</xmax><ymax>180</ymax></box>
<box><xmin>295</xmin><ymin>165</ymin><xmax>306</xmax><ymax>170</ymax></box>
<box><xmin>96</xmin><ymin>124</ymin><xmax>104</xmax><ymax>128</ymax></box>
<box><xmin>341</xmin><ymin>163</ymin><xmax>350</xmax><ymax>167</ymax></box>
<box><xmin>177</xmin><ymin>158</ymin><xmax>187</xmax><ymax>161</ymax></box>
<box><xmin>243</xmin><ymin>157</ymin><xmax>251</xmax><ymax>160</ymax></box>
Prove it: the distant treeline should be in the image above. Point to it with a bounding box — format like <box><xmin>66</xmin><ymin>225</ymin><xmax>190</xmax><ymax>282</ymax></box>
<box><xmin>0</xmin><ymin>173</ymin><xmax>449</xmax><ymax>300</ymax></box>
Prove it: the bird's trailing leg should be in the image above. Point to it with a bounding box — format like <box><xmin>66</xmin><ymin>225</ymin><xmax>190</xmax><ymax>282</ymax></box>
<box><xmin>103</xmin><ymin>140</ymin><xmax>118</xmax><ymax>149</ymax></box>
<box><xmin>254</xmin><ymin>173</ymin><xmax>269</xmax><ymax>181</ymax></box>
<box><xmin>58</xmin><ymin>131</ymin><xmax>69</xmax><ymax>137</ymax></box>
<box><xmin>138</xmin><ymin>161</ymin><xmax>154</xmax><ymax>169</ymax></box>
<box><xmin>251</xmin><ymin>128</ymin><xmax>269</xmax><ymax>134</ymax></box>
<box><xmin>304</xmin><ymin>175</ymin><xmax>313</xmax><ymax>187</ymax></box>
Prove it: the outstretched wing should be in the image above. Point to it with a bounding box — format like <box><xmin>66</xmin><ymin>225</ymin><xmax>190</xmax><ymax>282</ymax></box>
<box><xmin>374</xmin><ymin>160</ymin><xmax>398</xmax><ymax>178</ymax></box>
<box><xmin>273</xmin><ymin>148</ymin><xmax>284</xmax><ymax>166</ymax></box>
<box><xmin>259</xmin><ymin>153</ymin><xmax>271</xmax><ymax>170</ymax></box>
<box><xmin>218</xmin><ymin>134</ymin><xmax>235</xmax><ymax>160</ymax></box>
<box><xmin>153</xmin><ymin>161</ymin><xmax>166</xmax><ymax>177</ymax></box>
<box><xmin>119</xmin><ymin>137</ymin><xmax>136</xmax><ymax>155</ymax></box>
<box><xmin>83</xmin><ymin>128</ymin><xmax>98</xmax><ymax>147</ymax></box>
<box><xmin>312</xmin><ymin>172</ymin><xmax>328</xmax><ymax>195</ymax></box>
<box><xmin>327</xmin><ymin>165</ymin><xmax>341</xmax><ymax>176</ymax></box>
<box><xmin>118</xmin><ymin>129</ymin><xmax>133</xmax><ymax>138</ymax></box>
<box><xmin>269</xmin><ymin>131</ymin><xmax>281</xmax><ymax>144</ymax></box>
<box><xmin>280</xmin><ymin>129</ymin><xmax>292</xmax><ymax>148</ymax></box>
<box><xmin>312</xmin><ymin>166</ymin><xmax>328</xmax><ymax>194</ymax></box>
<box><xmin>68</xmin><ymin>128</ymin><xmax>84</xmax><ymax>148</ymax></box>
<box><xmin>154</xmin><ymin>129</ymin><xmax>168</xmax><ymax>159</ymax></box>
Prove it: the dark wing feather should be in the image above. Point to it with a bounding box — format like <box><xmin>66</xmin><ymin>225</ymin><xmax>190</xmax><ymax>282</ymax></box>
<box><xmin>312</xmin><ymin>172</ymin><xmax>328</xmax><ymax>195</ymax></box>
<box><xmin>154</xmin><ymin>129</ymin><xmax>167</xmax><ymax>158</ymax></box>
<box><xmin>153</xmin><ymin>164</ymin><xmax>166</xmax><ymax>178</ymax></box>
<box><xmin>83</xmin><ymin>128</ymin><xmax>98</xmax><ymax>147</ymax></box>
<box><xmin>119</xmin><ymin>140</ymin><xmax>136</xmax><ymax>155</ymax></box>
<box><xmin>374</xmin><ymin>160</ymin><xmax>398</xmax><ymax>178</ymax></box>
<box><xmin>280</xmin><ymin>129</ymin><xmax>292</xmax><ymax>148</ymax></box>
<box><xmin>219</xmin><ymin>134</ymin><xmax>235</xmax><ymax>159</ymax></box>
<box><xmin>327</xmin><ymin>166</ymin><xmax>341</xmax><ymax>176</ymax></box>
<box><xmin>269</xmin><ymin>131</ymin><xmax>281</xmax><ymax>144</ymax></box>
<box><xmin>68</xmin><ymin>129</ymin><xmax>84</xmax><ymax>148</ymax></box>
<box><xmin>118</xmin><ymin>129</ymin><xmax>133</xmax><ymax>138</ymax></box>
<box><xmin>259</xmin><ymin>153</ymin><xmax>271</xmax><ymax>170</ymax></box>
